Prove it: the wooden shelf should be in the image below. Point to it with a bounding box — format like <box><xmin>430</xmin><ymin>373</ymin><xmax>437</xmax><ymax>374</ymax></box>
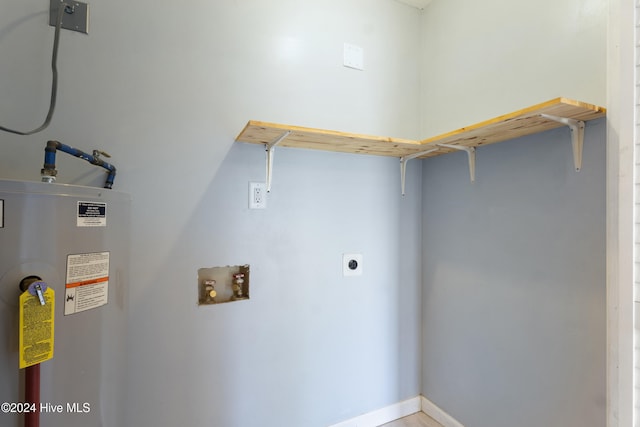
<box><xmin>235</xmin><ymin>98</ymin><xmax>606</xmax><ymax>159</ymax></box>
<box><xmin>235</xmin><ymin>121</ymin><xmax>423</xmax><ymax>157</ymax></box>
<box><xmin>236</xmin><ymin>97</ymin><xmax>606</xmax><ymax>192</ymax></box>
<box><xmin>416</xmin><ymin>97</ymin><xmax>606</xmax><ymax>158</ymax></box>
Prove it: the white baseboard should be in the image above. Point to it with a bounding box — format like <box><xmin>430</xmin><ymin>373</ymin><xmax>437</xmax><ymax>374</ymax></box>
<box><xmin>420</xmin><ymin>396</ymin><xmax>465</xmax><ymax>427</ymax></box>
<box><xmin>327</xmin><ymin>395</ymin><xmax>464</xmax><ymax>427</ymax></box>
<box><xmin>328</xmin><ymin>396</ymin><xmax>421</xmax><ymax>427</ymax></box>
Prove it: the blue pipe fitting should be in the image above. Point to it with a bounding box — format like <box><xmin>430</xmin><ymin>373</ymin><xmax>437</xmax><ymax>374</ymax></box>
<box><xmin>41</xmin><ymin>140</ymin><xmax>117</xmax><ymax>189</ymax></box>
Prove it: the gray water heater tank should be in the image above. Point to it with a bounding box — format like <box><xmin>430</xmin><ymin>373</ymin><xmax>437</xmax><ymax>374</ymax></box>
<box><xmin>0</xmin><ymin>179</ymin><xmax>130</xmax><ymax>427</ymax></box>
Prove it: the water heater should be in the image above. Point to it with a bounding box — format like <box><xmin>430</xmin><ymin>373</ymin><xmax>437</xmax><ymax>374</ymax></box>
<box><xmin>0</xmin><ymin>179</ymin><xmax>130</xmax><ymax>427</ymax></box>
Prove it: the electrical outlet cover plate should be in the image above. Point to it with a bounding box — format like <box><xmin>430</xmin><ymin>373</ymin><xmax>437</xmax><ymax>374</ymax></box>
<box><xmin>343</xmin><ymin>253</ymin><xmax>363</xmax><ymax>276</ymax></box>
<box><xmin>249</xmin><ymin>182</ymin><xmax>267</xmax><ymax>209</ymax></box>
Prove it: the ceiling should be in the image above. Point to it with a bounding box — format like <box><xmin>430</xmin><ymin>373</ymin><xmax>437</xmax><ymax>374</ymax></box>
<box><xmin>394</xmin><ymin>0</ymin><xmax>433</xmax><ymax>9</ymax></box>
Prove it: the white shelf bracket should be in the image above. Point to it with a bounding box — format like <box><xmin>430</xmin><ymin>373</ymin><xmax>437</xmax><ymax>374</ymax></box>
<box><xmin>400</xmin><ymin>148</ymin><xmax>439</xmax><ymax>195</ymax></box>
<box><xmin>265</xmin><ymin>131</ymin><xmax>291</xmax><ymax>192</ymax></box>
<box><xmin>437</xmin><ymin>144</ymin><xmax>476</xmax><ymax>182</ymax></box>
<box><xmin>540</xmin><ymin>114</ymin><xmax>585</xmax><ymax>171</ymax></box>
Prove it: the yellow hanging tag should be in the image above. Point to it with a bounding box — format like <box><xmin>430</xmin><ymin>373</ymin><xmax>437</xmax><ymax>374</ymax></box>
<box><xmin>19</xmin><ymin>285</ymin><xmax>55</xmax><ymax>369</ymax></box>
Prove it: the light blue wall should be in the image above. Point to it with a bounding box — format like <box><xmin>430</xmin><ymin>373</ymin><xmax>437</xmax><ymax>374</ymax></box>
<box><xmin>419</xmin><ymin>0</ymin><xmax>606</xmax><ymax>137</ymax></box>
<box><xmin>0</xmin><ymin>0</ymin><xmax>609</xmax><ymax>425</ymax></box>
<box><xmin>418</xmin><ymin>1</ymin><xmax>607</xmax><ymax>424</ymax></box>
<box><xmin>421</xmin><ymin>119</ymin><xmax>606</xmax><ymax>427</ymax></box>
<box><xmin>0</xmin><ymin>1</ymin><xmax>423</xmax><ymax>426</ymax></box>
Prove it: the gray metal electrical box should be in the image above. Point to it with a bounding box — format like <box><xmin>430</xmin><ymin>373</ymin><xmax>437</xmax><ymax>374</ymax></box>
<box><xmin>49</xmin><ymin>0</ymin><xmax>89</xmax><ymax>34</ymax></box>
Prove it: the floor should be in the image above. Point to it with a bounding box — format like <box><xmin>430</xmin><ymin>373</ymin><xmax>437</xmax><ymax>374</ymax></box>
<box><xmin>379</xmin><ymin>412</ymin><xmax>444</xmax><ymax>427</ymax></box>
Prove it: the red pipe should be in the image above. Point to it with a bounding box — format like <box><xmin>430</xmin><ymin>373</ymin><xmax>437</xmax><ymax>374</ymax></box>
<box><xmin>25</xmin><ymin>364</ymin><xmax>40</xmax><ymax>427</ymax></box>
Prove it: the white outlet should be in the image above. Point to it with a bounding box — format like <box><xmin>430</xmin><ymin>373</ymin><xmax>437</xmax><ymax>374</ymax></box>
<box><xmin>343</xmin><ymin>253</ymin><xmax>363</xmax><ymax>276</ymax></box>
<box><xmin>249</xmin><ymin>182</ymin><xmax>267</xmax><ymax>209</ymax></box>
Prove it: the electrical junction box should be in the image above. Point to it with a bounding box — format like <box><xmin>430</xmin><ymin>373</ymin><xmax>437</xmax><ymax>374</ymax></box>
<box><xmin>50</xmin><ymin>0</ymin><xmax>89</xmax><ymax>34</ymax></box>
<box><xmin>198</xmin><ymin>265</ymin><xmax>250</xmax><ymax>305</ymax></box>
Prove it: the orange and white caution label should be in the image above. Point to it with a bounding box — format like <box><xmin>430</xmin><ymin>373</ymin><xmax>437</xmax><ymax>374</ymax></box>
<box><xmin>19</xmin><ymin>286</ymin><xmax>55</xmax><ymax>368</ymax></box>
<box><xmin>64</xmin><ymin>252</ymin><xmax>110</xmax><ymax>316</ymax></box>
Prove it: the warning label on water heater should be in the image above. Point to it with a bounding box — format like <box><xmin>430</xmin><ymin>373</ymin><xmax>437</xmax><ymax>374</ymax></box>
<box><xmin>64</xmin><ymin>252</ymin><xmax>110</xmax><ymax>315</ymax></box>
<box><xmin>77</xmin><ymin>201</ymin><xmax>106</xmax><ymax>227</ymax></box>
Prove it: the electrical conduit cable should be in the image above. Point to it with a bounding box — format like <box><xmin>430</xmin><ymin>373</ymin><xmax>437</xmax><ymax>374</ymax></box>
<box><xmin>0</xmin><ymin>2</ymin><xmax>67</xmax><ymax>135</ymax></box>
<box><xmin>42</xmin><ymin>140</ymin><xmax>117</xmax><ymax>189</ymax></box>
